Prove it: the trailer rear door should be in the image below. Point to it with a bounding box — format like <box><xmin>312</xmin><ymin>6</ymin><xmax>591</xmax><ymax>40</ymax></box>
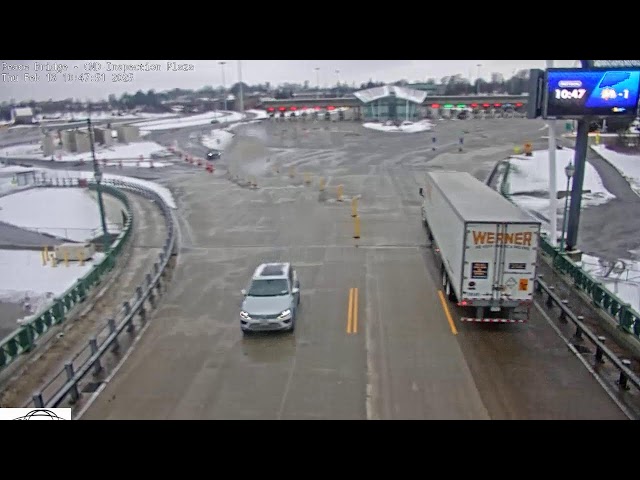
<box><xmin>462</xmin><ymin>222</ymin><xmax>539</xmax><ymax>303</ymax></box>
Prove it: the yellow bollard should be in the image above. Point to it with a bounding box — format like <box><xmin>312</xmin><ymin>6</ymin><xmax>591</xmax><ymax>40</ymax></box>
<box><xmin>353</xmin><ymin>215</ymin><xmax>361</xmax><ymax>239</ymax></box>
<box><xmin>337</xmin><ymin>184</ymin><xmax>344</xmax><ymax>202</ymax></box>
<box><xmin>289</xmin><ymin>166</ymin><xmax>296</xmax><ymax>178</ymax></box>
<box><xmin>513</xmin><ymin>146</ymin><xmax>521</xmax><ymax>155</ymax></box>
<box><xmin>63</xmin><ymin>249</ymin><xmax>69</xmax><ymax>267</ymax></box>
<box><xmin>319</xmin><ymin>177</ymin><xmax>326</xmax><ymax>191</ymax></box>
<box><xmin>303</xmin><ymin>172</ymin><xmax>311</xmax><ymax>185</ymax></box>
<box><xmin>351</xmin><ymin>196</ymin><xmax>358</xmax><ymax>217</ymax></box>
<box><xmin>595</xmin><ymin>133</ymin><xmax>600</xmax><ymax>145</ymax></box>
<box><xmin>78</xmin><ymin>249</ymin><xmax>85</xmax><ymax>266</ymax></box>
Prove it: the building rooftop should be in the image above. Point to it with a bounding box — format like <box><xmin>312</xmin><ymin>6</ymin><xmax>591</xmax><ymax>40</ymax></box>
<box><xmin>354</xmin><ymin>85</ymin><xmax>428</xmax><ymax>104</ymax></box>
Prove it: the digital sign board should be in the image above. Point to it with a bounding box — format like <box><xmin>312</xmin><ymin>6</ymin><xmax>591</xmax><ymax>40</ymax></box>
<box><xmin>544</xmin><ymin>68</ymin><xmax>640</xmax><ymax>119</ymax></box>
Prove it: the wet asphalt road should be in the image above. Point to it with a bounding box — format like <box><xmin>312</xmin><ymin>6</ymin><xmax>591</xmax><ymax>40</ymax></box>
<box><xmin>80</xmin><ymin>117</ymin><xmax>629</xmax><ymax>419</ymax></box>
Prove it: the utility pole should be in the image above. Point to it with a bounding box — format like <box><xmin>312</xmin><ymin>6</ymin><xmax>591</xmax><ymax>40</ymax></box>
<box><xmin>237</xmin><ymin>60</ymin><xmax>244</xmax><ymax>112</ymax></box>
<box><xmin>546</xmin><ymin>60</ymin><xmax>558</xmax><ymax>247</ymax></box>
<box><xmin>565</xmin><ymin>60</ymin><xmax>592</xmax><ymax>253</ymax></box>
<box><xmin>87</xmin><ymin>118</ymin><xmax>109</xmax><ymax>253</ymax></box>
<box><xmin>219</xmin><ymin>61</ymin><xmax>227</xmax><ymax>111</ymax></box>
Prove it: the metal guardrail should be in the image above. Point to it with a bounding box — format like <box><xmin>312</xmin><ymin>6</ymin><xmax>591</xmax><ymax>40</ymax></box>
<box><xmin>0</xmin><ymin>180</ymin><xmax>133</xmax><ymax>372</ymax></box>
<box><xmin>497</xmin><ymin>160</ymin><xmax>640</xmax><ymax>340</ymax></box>
<box><xmin>23</xmin><ymin>177</ymin><xmax>176</xmax><ymax>408</ymax></box>
<box><xmin>534</xmin><ymin>276</ymin><xmax>640</xmax><ymax>393</ymax></box>
<box><xmin>539</xmin><ymin>236</ymin><xmax>640</xmax><ymax>338</ymax></box>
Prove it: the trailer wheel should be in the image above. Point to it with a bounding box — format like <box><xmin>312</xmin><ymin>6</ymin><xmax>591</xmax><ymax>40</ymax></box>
<box><xmin>442</xmin><ymin>268</ymin><xmax>457</xmax><ymax>302</ymax></box>
<box><xmin>447</xmin><ymin>281</ymin><xmax>457</xmax><ymax>302</ymax></box>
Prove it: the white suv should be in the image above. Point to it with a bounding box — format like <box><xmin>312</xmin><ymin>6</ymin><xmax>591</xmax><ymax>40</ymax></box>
<box><xmin>240</xmin><ymin>263</ymin><xmax>301</xmax><ymax>334</ymax></box>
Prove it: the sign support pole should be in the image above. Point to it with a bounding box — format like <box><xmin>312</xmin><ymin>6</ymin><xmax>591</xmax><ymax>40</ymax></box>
<box><xmin>546</xmin><ymin>60</ymin><xmax>558</xmax><ymax>247</ymax></box>
<box><xmin>565</xmin><ymin>60</ymin><xmax>592</xmax><ymax>253</ymax></box>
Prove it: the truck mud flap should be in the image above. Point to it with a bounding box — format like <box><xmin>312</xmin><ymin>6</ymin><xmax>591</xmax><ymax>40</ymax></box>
<box><xmin>460</xmin><ymin>317</ymin><xmax>527</xmax><ymax>323</ymax></box>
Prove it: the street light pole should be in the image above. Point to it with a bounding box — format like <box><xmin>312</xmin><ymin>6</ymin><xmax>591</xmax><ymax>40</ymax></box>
<box><xmin>559</xmin><ymin>161</ymin><xmax>575</xmax><ymax>253</ymax></box>
<box><xmin>87</xmin><ymin>118</ymin><xmax>109</xmax><ymax>253</ymax></box>
<box><xmin>219</xmin><ymin>61</ymin><xmax>227</xmax><ymax>111</ymax></box>
<box><xmin>546</xmin><ymin>60</ymin><xmax>558</xmax><ymax>248</ymax></box>
<box><xmin>476</xmin><ymin>64</ymin><xmax>482</xmax><ymax>94</ymax></box>
<box><xmin>237</xmin><ymin>60</ymin><xmax>244</xmax><ymax>112</ymax></box>
<box><xmin>315</xmin><ymin>67</ymin><xmax>320</xmax><ymax>98</ymax></box>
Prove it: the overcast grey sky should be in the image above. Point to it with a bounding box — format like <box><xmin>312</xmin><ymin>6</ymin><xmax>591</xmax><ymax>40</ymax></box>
<box><xmin>0</xmin><ymin>60</ymin><xmax>583</xmax><ymax>103</ymax></box>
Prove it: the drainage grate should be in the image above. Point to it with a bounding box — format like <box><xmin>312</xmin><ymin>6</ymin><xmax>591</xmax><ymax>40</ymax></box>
<box><xmin>82</xmin><ymin>382</ymin><xmax>103</xmax><ymax>393</ymax></box>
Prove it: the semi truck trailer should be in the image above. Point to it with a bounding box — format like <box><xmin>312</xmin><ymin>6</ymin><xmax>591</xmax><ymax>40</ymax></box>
<box><xmin>419</xmin><ymin>171</ymin><xmax>541</xmax><ymax>323</ymax></box>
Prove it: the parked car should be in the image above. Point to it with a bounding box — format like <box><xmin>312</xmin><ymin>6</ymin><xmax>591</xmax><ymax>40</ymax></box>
<box><xmin>207</xmin><ymin>150</ymin><xmax>221</xmax><ymax>160</ymax></box>
<box><xmin>239</xmin><ymin>262</ymin><xmax>300</xmax><ymax>334</ymax></box>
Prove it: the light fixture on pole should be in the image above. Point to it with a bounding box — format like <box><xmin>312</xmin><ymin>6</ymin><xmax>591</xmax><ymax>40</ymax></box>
<box><xmin>559</xmin><ymin>161</ymin><xmax>575</xmax><ymax>253</ymax></box>
<box><xmin>87</xmin><ymin>118</ymin><xmax>109</xmax><ymax>253</ymax></box>
<box><xmin>219</xmin><ymin>61</ymin><xmax>227</xmax><ymax>111</ymax></box>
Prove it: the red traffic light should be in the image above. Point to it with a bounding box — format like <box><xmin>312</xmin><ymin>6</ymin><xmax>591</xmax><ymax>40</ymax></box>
<box><xmin>494</xmin><ymin>103</ymin><xmax>502</xmax><ymax>107</ymax></box>
<box><xmin>267</xmin><ymin>107</ymin><xmax>274</xmax><ymax>112</ymax></box>
<box><xmin>278</xmin><ymin>107</ymin><xmax>286</xmax><ymax>111</ymax></box>
<box><xmin>290</xmin><ymin>106</ymin><xmax>297</xmax><ymax>111</ymax></box>
<box><xmin>431</xmin><ymin>103</ymin><xmax>440</xmax><ymax>108</ymax></box>
<box><xmin>470</xmin><ymin>103</ymin><xmax>478</xmax><ymax>108</ymax></box>
<box><xmin>482</xmin><ymin>103</ymin><xmax>490</xmax><ymax>108</ymax></box>
<box><xmin>327</xmin><ymin>106</ymin><xmax>335</xmax><ymax>110</ymax></box>
<box><xmin>314</xmin><ymin>106</ymin><xmax>321</xmax><ymax>110</ymax></box>
<box><xmin>515</xmin><ymin>102</ymin><xmax>523</xmax><ymax>107</ymax></box>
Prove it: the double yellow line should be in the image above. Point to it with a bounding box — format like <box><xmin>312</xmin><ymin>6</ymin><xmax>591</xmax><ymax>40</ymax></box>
<box><xmin>347</xmin><ymin>287</ymin><xmax>359</xmax><ymax>334</ymax></box>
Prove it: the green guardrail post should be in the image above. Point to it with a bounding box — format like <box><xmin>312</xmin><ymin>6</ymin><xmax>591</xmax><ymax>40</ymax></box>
<box><xmin>64</xmin><ymin>293</ymin><xmax>72</xmax><ymax>311</ymax></box>
<box><xmin>52</xmin><ymin>299</ymin><xmax>65</xmax><ymax>324</ymax></box>
<box><xmin>16</xmin><ymin>326</ymin><xmax>34</xmax><ymax>353</ymax></box>
<box><xmin>77</xmin><ymin>281</ymin><xmax>86</xmax><ymax>302</ymax></box>
<box><xmin>619</xmin><ymin>304</ymin><xmax>634</xmax><ymax>333</ymax></box>
<box><xmin>32</xmin><ymin>316</ymin><xmax>46</xmax><ymax>337</ymax></box>
<box><xmin>40</xmin><ymin>310</ymin><xmax>53</xmax><ymax>330</ymax></box>
<box><xmin>2</xmin><ymin>338</ymin><xmax>19</xmax><ymax>360</ymax></box>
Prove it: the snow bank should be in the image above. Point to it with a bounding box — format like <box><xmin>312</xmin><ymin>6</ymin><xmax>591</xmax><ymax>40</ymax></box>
<box><xmin>363</xmin><ymin>120</ymin><xmax>433</xmax><ymax>133</ymax></box>
<box><xmin>0</xmin><ymin>188</ymin><xmax>122</xmax><ymax>242</ymax></box>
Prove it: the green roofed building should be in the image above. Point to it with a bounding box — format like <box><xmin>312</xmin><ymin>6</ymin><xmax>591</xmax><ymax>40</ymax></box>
<box><xmin>354</xmin><ymin>85</ymin><xmax>427</xmax><ymax>122</ymax></box>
